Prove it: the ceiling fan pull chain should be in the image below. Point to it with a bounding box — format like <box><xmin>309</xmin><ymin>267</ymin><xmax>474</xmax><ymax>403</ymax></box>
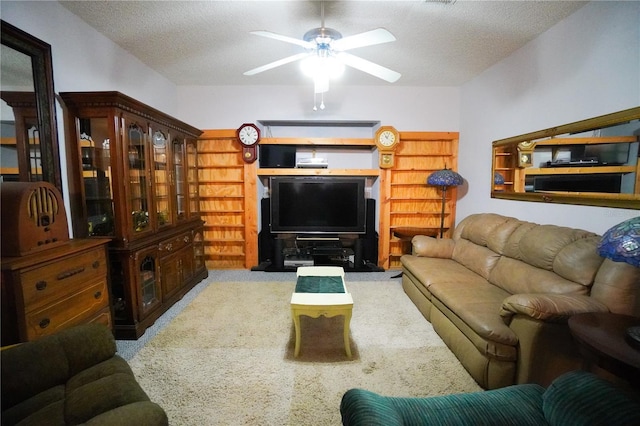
<box><xmin>320</xmin><ymin>93</ymin><xmax>325</xmax><ymax>110</ymax></box>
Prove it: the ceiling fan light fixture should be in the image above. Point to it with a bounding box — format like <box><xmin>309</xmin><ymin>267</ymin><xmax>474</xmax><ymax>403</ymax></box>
<box><xmin>300</xmin><ymin>54</ymin><xmax>345</xmax><ymax>83</ymax></box>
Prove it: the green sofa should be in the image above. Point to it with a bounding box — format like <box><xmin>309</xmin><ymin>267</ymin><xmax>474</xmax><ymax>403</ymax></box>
<box><xmin>1</xmin><ymin>323</ymin><xmax>167</xmax><ymax>426</ymax></box>
<box><xmin>340</xmin><ymin>370</ymin><xmax>640</xmax><ymax>426</ymax></box>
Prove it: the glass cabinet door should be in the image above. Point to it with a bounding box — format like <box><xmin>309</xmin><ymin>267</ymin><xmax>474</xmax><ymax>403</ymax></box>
<box><xmin>152</xmin><ymin>129</ymin><xmax>172</xmax><ymax>228</ymax></box>
<box><xmin>173</xmin><ymin>138</ymin><xmax>187</xmax><ymax>221</ymax></box>
<box><xmin>186</xmin><ymin>140</ymin><xmax>200</xmax><ymax>218</ymax></box>
<box><xmin>78</xmin><ymin>117</ymin><xmax>115</xmax><ymax>236</ymax></box>
<box><xmin>135</xmin><ymin>249</ymin><xmax>161</xmax><ymax>317</ymax></box>
<box><xmin>125</xmin><ymin>117</ymin><xmax>152</xmax><ymax>236</ymax></box>
<box><xmin>193</xmin><ymin>230</ymin><xmax>205</xmax><ymax>272</ymax></box>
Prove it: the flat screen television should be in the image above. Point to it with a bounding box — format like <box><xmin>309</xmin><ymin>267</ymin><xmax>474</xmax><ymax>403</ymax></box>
<box><xmin>269</xmin><ymin>176</ymin><xmax>366</xmax><ymax>234</ymax></box>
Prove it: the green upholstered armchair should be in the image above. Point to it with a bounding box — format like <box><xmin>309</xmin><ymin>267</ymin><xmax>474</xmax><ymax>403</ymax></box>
<box><xmin>341</xmin><ymin>370</ymin><xmax>640</xmax><ymax>426</ymax></box>
<box><xmin>1</xmin><ymin>323</ymin><xmax>167</xmax><ymax>426</ymax></box>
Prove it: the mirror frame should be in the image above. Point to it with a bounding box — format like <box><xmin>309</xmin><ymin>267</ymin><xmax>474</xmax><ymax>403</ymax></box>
<box><xmin>1</xmin><ymin>20</ymin><xmax>62</xmax><ymax>192</ymax></box>
<box><xmin>492</xmin><ymin>106</ymin><xmax>640</xmax><ymax>209</ymax></box>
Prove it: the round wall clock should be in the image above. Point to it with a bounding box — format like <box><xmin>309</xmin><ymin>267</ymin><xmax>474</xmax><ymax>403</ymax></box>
<box><xmin>236</xmin><ymin>123</ymin><xmax>261</xmax><ymax>163</ymax></box>
<box><xmin>375</xmin><ymin>126</ymin><xmax>400</xmax><ymax>169</ymax></box>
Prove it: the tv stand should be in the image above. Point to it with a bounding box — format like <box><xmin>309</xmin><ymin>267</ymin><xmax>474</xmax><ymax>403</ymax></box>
<box><xmin>253</xmin><ymin>198</ymin><xmax>382</xmax><ymax>272</ymax></box>
<box><xmin>254</xmin><ymin>233</ymin><xmax>382</xmax><ymax>272</ymax></box>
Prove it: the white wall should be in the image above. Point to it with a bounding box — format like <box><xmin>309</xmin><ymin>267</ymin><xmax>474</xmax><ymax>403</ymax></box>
<box><xmin>1</xmin><ymin>1</ymin><xmax>178</xmax><ymax>113</ymax></box>
<box><xmin>458</xmin><ymin>1</ymin><xmax>640</xmax><ymax>234</ymax></box>
<box><xmin>177</xmin><ymin>85</ymin><xmax>460</xmax><ymax>131</ymax></box>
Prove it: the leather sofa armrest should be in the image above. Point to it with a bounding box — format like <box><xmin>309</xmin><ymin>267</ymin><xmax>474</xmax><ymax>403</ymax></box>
<box><xmin>500</xmin><ymin>294</ymin><xmax>610</xmax><ymax>324</ymax></box>
<box><xmin>411</xmin><ymin>235</ymin><xmax>454</xmax><ymax>258</ymax></box>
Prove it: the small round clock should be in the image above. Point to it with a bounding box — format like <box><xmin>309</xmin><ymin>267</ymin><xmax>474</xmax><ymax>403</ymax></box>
<box><xmin>378</xmin><ymin>130</ymin><xmax>397</xmax><ymax>147</ymax></box>
<box><xmin>236</xmin><ymin>123</ymin><xmax>261</xmax><ymax>163</ymax></box>
<box><xmin>237</xmin><ymin>123</ymin><xmax>260</xmax><ymax>146</ymax></box>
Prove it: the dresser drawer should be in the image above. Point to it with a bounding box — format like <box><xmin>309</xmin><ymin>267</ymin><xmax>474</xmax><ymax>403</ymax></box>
<box><xmin>23</xmin><ymin>279</ymin><xmax>109</xmax><ymax>341</ymax></box>
<box><xmin>19</xmin><ymin>246</ymin><xmax>107</xmax><ymax>312</ymax></box>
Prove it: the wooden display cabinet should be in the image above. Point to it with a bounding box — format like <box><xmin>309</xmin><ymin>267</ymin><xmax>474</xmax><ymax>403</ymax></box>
<box><xmin>61</xmin><ymin>91</ymin><xmax>208</xmax><ymax>339</ymax></box>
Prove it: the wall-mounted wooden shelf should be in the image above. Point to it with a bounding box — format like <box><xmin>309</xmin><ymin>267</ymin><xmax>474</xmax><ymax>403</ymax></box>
<box><xmin>260</xmin><ymin>137</ymin><xmax>375</xmax><ymax>148</ymax></box>
<box><xmin>257</xmin><ymin>168</ymin><xmax>379</xmax><ymax>177</ymax></box>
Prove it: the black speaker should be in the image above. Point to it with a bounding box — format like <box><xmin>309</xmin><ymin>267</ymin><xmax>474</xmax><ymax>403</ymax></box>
<box><xmin>259</xmin><ymin>145</ymin><xmax>296</xmax><ymax>168</ymax></box>
<box><xmin>258</xmin><ymin>198</ymin><xmax>275</xmax><ymax>263</ymax></box>
<box><xmin>363</xmin><ymin>199</ymin><xmax>378</xmax><ymax>264</ymax></box>
<box><xmin>273</xmin><ymin>238</ymin><xmax>284</xmax><ymax>269</ymax></box>
<box><xmin>365</xmin><ymin>198</ymin><xmax>376</xmax><ymax>237</ymax></box>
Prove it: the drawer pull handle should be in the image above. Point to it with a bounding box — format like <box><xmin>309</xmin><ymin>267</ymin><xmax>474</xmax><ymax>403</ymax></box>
<box><xmin>92</xmin><ymin>261</ymin><xmax>100</xmax><ymax>269</ymax></box>
<box><xmin>94</xmin><ymin>291</ymin><xmax>102</xmax><ymax>299</ymax></box>
<box><xmin>39</xmin><ymin>318</ymin><xmax>50</xmax><ymax>329</ymax></box>
<box><xmin>57</xmin><ymin>267</ymin><xmax>85</xmax><ymax>280</ymax></box>
<box><xmin>35</xmin><ymin>281</ymin><xmax>47</xmax><ymax>291</ymax></box>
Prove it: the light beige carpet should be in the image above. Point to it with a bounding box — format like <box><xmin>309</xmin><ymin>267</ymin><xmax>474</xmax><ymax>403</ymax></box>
<box><xmin>128</xmin><ymin>280</ymin><xmax>482</xmax><ymax>425</ymax></box>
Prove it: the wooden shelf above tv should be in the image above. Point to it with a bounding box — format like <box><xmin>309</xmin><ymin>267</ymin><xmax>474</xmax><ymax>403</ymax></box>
<box><xmin>259</xmin><ymin>137</ymin><xmax>375</xmax><ymax>148</ymax></box>
<box><xmin>257</xmin><ymin>168</ymin><xmax>380</xmax><ymax>177</ymax></box>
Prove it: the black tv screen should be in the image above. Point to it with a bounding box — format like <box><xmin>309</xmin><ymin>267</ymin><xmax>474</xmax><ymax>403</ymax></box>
<box><xmin>270</xmin><ymin>177</ymin><xmax>366</xmax><ymax>234</ymax></box>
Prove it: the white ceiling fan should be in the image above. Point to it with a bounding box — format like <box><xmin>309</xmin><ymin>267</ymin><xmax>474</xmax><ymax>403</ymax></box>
<box><xmin>243</xmin><ymin>2</ymin><xmax>401</xmax><ymax>96</ymax></box>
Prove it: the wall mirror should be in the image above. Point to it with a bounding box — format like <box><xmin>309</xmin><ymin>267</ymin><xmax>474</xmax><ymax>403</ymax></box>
<box><xmin>492</xmin><ymin>107</ymin><xmax>640</xmax><ymax>209</ymax></box>
<box><xmin>1</xmin><ymin>20</ymin><xmax>61</xmax><ymax>192</ymax></box>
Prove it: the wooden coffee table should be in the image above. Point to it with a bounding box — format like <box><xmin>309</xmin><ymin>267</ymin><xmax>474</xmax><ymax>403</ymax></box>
<box><xmin>291</xmin><ymin>266</ymin><xmax>353</xmax><ymax>358</ymax></box>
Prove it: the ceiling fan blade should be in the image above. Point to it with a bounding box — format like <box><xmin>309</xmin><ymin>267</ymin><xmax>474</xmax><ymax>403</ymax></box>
<box><xmin>338</xmin><ymin>52</ymin><xmax>401</xmax><ymax>83</ymax></box>
<box><xmin>333</xmin><ymin>28</ymin><xmax>396</xmax><ymax>51</ymax></box>
<box><xmin>244</xmin><ymin>52</ymin><xmax>311</xmax><ymax>76</ymax></box>
<box><xmin>249</xmin><ymin>31</ymin><xmax>314</xmax><ymax>49</ymax></box>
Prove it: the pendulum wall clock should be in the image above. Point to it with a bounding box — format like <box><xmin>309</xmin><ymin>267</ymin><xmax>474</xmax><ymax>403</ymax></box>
<box><xmin>375</xmin><ymin>126</ymin><xmax>400</xmax><ymax>169</ymax></box>
<box><xmin>237</xmin><ymin>123</ymin><xmax>261</xmax><ymax>163</ymax></box>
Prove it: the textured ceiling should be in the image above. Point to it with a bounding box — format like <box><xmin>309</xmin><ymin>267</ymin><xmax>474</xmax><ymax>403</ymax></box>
<box><xmin>59</xmin><ymin>1</ymin><xmax>587</xmax><ymax>88</ymax></box>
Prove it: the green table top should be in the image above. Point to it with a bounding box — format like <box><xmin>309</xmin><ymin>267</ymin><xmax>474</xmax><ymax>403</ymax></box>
<box><xmin>295</xmin><ymin>275</ymin><xmax>345</xmax><ymax>293</ymax></box>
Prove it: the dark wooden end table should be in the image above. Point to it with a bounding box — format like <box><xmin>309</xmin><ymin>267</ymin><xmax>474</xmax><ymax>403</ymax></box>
<box><xmin>568</xmin><ymin>312</ymin><xmax>640</xmax><ymax>387</ymax></box>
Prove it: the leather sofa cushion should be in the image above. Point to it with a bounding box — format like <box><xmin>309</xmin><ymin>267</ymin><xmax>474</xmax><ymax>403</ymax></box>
<box><xmin>591</xmin><ymin>259</ymin><xmax>640</xmax><ymax>316</ymax></box>
<box><xmin>452</xmin><ymin>239</ymin><xmax>500</xmax><ymax>280</ymax></box>
<box><xmin>400</xmin><ymin>256</ymin><xmax>489</xmax><ymax>290</ymax></box>
<box><xmin>455</xmin><ymin>213</ymin><xmax>524</xmax><ymax>255</ymax></box>
<box><xmin>490</xmin><ymin>257</ymin><xmax>588</xmax><ymax>296</ymax></box>
<box><xmin>429</xmin><ymin>281</ymin><xmax>517</xmax><ymax>346</ymax></box>
<box><xmin>503</xmin><ymin>224</ymin><xmax>602</xmax><ymax>284</ymax></box>
<box><xmin>411</xmin><ymin>235</ymin><xmax>454</xmax><ymax>258</ymax></box>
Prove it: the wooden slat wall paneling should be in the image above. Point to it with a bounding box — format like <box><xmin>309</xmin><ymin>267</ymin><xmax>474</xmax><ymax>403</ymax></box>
<box><xmin>198</xmin><ymin>130</ymin><xmax>257</xmax><ymax>269</ymax></box>
<box><xmin>378</xmin><ymin>132</ymin><xmax>460</xmax><ymax>269</ymax></box>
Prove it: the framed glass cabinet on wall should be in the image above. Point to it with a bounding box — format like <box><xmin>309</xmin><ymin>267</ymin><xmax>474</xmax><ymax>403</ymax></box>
<box><xmin>61</xmin><ymin>91</ymin><xmax>207</xmax><ymax>339</ymax></box>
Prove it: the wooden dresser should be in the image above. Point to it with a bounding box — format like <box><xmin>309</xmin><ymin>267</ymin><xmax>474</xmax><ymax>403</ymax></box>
<box><xmin>1</xmin><ymin>238</ymin><xmax>111</xmax><ymax>346</ymax></box>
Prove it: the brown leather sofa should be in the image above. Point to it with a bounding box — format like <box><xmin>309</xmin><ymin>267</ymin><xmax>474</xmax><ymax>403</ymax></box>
<box><xmin>400</xmin><ymin>213</ymin><xmax>640</xmax><ymax>390</ymax></box>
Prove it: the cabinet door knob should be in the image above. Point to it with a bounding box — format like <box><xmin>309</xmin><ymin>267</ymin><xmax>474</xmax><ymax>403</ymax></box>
<box><xmin>35</xmin><ymin>281</ymin><xmax>47</xmax><ymax>291</ymax></box>
<box><xmin>39</xmin><ymin>318</ymin><xmax>50</xmax><ymax>329</ymax></box>
<box><xmin>94</xmin><ymin>291</ymin><xmax>102</xmax><ymax>299</ymax></box>
<box><xmin>92</xmin><ymin>261</ymin><xmax>100</xmax><ymax>269</ymax></box>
